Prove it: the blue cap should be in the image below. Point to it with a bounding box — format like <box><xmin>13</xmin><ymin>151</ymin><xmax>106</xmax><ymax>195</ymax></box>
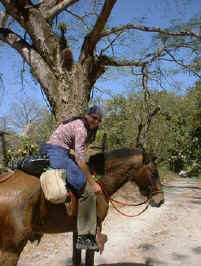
<box><xmin>86</xmin><ymin>105</ymin><xmax>104</xmax><ymax>117</ymax></box>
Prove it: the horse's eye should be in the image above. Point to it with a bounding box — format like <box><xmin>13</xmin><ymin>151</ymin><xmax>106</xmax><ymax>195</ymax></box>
<box><xmin>151</xmin><ymin>170</ymin><xmax>158</xmax><ymax>181</ymax></box>
<box><xmin>140</xmin><ymin>187</ymin><xmax>150</xmax><ymax>196</ymax></box>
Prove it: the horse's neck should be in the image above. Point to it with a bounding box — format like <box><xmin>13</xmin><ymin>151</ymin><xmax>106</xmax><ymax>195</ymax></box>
<box><xmin>91</xmin><ymin>148</ymin><xmax>145</xmax><ymax>196</ymax></box>
<box><xmin>100</xmin><ymin>165</ymin><xmax>147</xmax><ymax>196</ymax></box>
<box><xmin>100</xmin><ymin>168</ymin><xmax>131</xmax><ymax>196</ymax></box>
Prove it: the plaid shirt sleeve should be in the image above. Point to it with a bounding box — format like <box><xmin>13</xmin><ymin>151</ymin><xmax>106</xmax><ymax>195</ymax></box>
<box><xmin>74</xmin><ymin>120</ymin><xmax>88</xmax><ymax>162</ymax></box>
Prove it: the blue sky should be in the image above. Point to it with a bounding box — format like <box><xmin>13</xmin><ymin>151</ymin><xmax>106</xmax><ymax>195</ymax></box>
<box><xmin>0</xmin><ymin>0</ymin><xmax>201</xmax><ymax>119</ymax></box>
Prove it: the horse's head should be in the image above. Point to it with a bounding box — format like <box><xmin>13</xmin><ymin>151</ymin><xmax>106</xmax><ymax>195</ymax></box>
<box><xmin>130</xmin><ymin>161</ymin><xmax>164</xmax><ymax>208</ymax></box>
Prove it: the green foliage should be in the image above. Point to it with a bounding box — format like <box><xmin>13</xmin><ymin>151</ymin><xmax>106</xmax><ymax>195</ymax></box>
<box><xmin>29</xmin><ymin>111</ymin><xmax>56</xmax><ymax>146</ymax></box>
<box><xmin>7</xmin><ymin>136</ymin><xmax>39</xmax><ymax>168</ymax></box>
<box><xmin>162</xmin><ymin>82</ymin><xmax>201</xmax><ymax>175</ymax></box>
<box><xmin>96</xmin><ymin>83</ymin><xmax>201</xmax><ymax>177</ymax></box>
<box><xmin>2</xmin><ymin>110</ymin><xmax>56</xmax><ymax>169</ymax></box>
<box><xmin>102</xmin><ymin>95</ymin><xmax>136</xmax><ymax>150</ymax></box>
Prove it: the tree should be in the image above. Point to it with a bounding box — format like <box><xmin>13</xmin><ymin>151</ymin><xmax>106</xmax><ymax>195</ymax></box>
<box><xmin>0</xmin><ymin>0</ymin><xmax>201</xmax><ymax>126</ymax></box>
<box><xmin>7</xmin><ymin>96</ymin><xmax>46</xmax><ymax>134</ymax></box>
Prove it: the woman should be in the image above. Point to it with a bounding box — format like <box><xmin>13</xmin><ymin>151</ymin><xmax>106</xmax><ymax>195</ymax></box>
<box><xmin>39</xmin><ymin>105</ymin><xmax>103</xmax><ymax>250</ymax></box>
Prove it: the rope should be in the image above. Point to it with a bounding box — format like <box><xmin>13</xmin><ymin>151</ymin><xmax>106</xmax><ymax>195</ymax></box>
<box><xmin>109</xmin><ymin>198</ymin><xmax>150</xmax><ymax>218</ymax></box>
<box><xmin>98</xmin><ymin>180</ymin><xmax>152</xmax><ymax>218</ymax></box>
<box><xmin>110</xmin><ymin>197</ymin><xmax>148</xmax><ymax>206</ymax></box>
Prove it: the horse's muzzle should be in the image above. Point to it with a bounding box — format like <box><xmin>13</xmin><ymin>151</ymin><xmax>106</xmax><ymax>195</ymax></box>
<box><xmin>150</xmin><ymin>198</ymin><xmax>165</xmax><ymax>208</ymax></box>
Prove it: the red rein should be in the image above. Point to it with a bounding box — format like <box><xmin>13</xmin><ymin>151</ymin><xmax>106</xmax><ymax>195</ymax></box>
<box><xmin>98</xmin><ymin>180</ymin><xmax>152</xmax><ymax>218</ymax></box>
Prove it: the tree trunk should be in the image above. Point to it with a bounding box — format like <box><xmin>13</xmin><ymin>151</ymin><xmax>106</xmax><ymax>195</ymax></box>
<box><xmin>48</xmin><ymin>63</ymin><xmax>93</xmax><ymax>124</ymax></box>
<box><xmin>0</xmin><ymin>132</ymin><xmax>8</xmax><ymax>168</ymax></box>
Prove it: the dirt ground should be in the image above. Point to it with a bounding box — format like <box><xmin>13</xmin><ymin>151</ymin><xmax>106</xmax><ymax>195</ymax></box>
<box><xmin>17</xmin><ymin>177</ymin><xmax>201</xmax><ymax>266</ymax></box>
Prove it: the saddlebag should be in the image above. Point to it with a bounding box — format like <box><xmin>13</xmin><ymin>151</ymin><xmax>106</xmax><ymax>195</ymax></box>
<box><xmin>40</xmin><ymin>169</ymin><xmax>68</xmax><ymax>204</ymax></box>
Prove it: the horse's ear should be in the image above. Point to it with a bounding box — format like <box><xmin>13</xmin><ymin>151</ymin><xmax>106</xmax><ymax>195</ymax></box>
<box><xmin>144</xmin><ymin>152</ymin><xmax>157</xmax><ymax>164</ymax></box>
<box><xmin>135</xmin><ymin>143</ymin><xmax>145</xmax><ymax>153</ymax></box>
<box><xmin>88</xmin><ymin>152</ymin><xmax>105</xmax><ymax>175</ymax></box>
<box><xmin>151</xmin><ymin>153</ymin><xmax>158</xmax><ymax>163</ymax></box>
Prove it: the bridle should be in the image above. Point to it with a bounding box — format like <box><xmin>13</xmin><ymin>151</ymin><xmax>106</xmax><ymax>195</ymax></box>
<box><xmin>98</xmin><ymin>180</ymin><xmax>150</xmax><ymax>217</ymax></box>
<box><xmin>97</xmin><ymin>164</ymin><xmax>163</xmax><ymax>218</ymax></box>
<box><xmin>145</xmin><ymin>163</ymin><xmax>163</xmax><ymax>196</ymax></box>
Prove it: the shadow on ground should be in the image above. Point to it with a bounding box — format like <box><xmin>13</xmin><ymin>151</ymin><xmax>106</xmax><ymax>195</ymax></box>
<box><xmin>164</xmin><ymin>185</ymin><xmax>201</xmax><ymax>190</ymax></box>
<box><xmin>95</xmin><ymin>256</ymin><xmax>164</xmax><ymax>266</ymax></box>
<box><xmin>96</xmin><ymin>263</ymin><xmax>152</xmax><ymax>266</ymax></box>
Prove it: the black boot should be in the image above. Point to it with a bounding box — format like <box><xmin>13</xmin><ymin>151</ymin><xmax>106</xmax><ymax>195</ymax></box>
<box><xmin>76</xmin><ymin>234</ymin><xmax>99</xmax><ymax>250</ymax></box>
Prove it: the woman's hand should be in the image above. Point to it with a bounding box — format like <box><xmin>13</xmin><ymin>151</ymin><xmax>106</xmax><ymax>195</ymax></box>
<box><xmin>91</xmin><ymin>181</ymin><xmax>102</xmax><ymax>194</ymax></box>
<box><xmin>77</xmin><ymin>160</ymin><xmax>102</xmax><ymax>194</ymax></box>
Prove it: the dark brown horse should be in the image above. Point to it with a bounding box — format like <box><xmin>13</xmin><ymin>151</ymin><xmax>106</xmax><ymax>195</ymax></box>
<box><xmin>0</xmin><ymin>148</ymin><xmax>164</xmax><ymax>266</ymax></box>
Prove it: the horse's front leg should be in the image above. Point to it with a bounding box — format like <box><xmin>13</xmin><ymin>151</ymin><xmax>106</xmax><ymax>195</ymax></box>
<box><xmin>0</xmin><ymin>248</ymin><xmax>20</xmax><ymax>266</ymax></box>
<box><xmin>0</xmin><ymin>240</ymin><xmax>28</xmax><ymax>266</ymax></box>
<box><xmin>72</xmin><ymin>232</ymin><xmax>81</xmax><ymax>266</ymax></box>
<box><xmin>85</xmin><ymin>249</ymin><xmax>95</xmax><ymax>266</ymax></box>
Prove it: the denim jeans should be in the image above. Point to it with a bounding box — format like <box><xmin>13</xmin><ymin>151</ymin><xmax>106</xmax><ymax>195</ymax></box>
<box><xmin>39</xmin><ymin>144</ymin><xmax>86</xmax><ymax>190</ymax></box>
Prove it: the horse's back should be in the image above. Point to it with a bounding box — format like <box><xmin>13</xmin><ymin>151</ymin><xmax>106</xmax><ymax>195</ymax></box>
<box><xmin>0</xmin><ymin>170</ymin><xmax>40</xmax><ymax>199</ymax></box>
<box><xmin>0</xmin><ymin>171</ymin><xmax>41</xmax><ymax>218</ymax></box>
<box><xmin>0</xmin><ymin>170</ymin><xmax>41</xmax><ymax>212</ymax></box>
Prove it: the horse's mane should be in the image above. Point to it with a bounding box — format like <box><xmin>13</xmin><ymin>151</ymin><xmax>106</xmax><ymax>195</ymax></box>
<box><xmin>88</xmin><ymin>148</ymin><xmax>144</xmax><ymax>175</ymax></box>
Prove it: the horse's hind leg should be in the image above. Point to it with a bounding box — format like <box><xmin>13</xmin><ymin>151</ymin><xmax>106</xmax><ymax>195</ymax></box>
<box><xmin>72</xmin><ymin>232</ymin><xmax>81</xmax><ymax>266</ymax></box>
<box><xmin>0</xmin><ymin>239</ymin><xmax>28</xmax><ymax>266</ymax></box>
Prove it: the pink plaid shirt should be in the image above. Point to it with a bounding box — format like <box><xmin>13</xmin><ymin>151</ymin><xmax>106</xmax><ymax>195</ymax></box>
<box><xmin>47</xmin><ymin>119</ymin><xmax>88</xmax><ymax>162</ymax></box>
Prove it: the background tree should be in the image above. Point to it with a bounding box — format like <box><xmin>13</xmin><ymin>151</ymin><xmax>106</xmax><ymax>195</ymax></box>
<box><xmin>0</xmin><ymin>96</ymin><xmax>55</xmax><ymax>170</ymax></box>
<box><xmin>0</xmin><ymin>0</ymin><xmax>201</xmax><ymax>126</ymax></box>
<box><xmin>7</xmin><ymin>96</ymin><xmax>46</xmax><ymax>133</ymax></box>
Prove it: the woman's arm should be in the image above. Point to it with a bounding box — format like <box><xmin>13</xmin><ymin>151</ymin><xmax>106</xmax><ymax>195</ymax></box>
<box><xmin>77</xmin><ymin>160</ymin><xmax>102</xmax><ymax>194</ymax></box>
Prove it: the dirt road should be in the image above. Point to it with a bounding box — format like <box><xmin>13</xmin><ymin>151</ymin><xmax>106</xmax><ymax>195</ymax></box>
<box><xmin>18</xmin><ymin>177</ymin><xmax>201</xmax><ymax>266</ymax></box>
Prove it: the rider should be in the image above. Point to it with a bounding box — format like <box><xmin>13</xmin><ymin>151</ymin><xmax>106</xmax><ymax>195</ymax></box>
<box><xmin>39</xmin><ymin>105</ymin><xmax>103</xmax><ymax>250</ymax></box>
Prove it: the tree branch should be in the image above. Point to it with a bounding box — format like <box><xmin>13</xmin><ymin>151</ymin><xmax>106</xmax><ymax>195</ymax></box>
<box><xmin>100</xmin><ymin>32</ymin><xmax>122</xmax><ymax>56</ymax></box>
<box><xmin>98</xmin><ymin>56</ymin><xmax>145</xmax><ymax>67</ymax></box>
<box><xmin>66</xmin><ymin>9</ymin><xmax>97</xmax><ymax>32</ymax></box>
<box><xmin>0</xmin><ymin>28</ymin><xmax>58</xmax><ymax>108</ymax></box>
<box><xmin>100</xmin><ymin>23</ymin><xmax>201</xmax><ymax>39</ymax></box>
<box><xmin>164</xmin><ymin>48</ymin><xmax>201</xmax><ymax>80</ymax></box>
<box><xmin>87</xmin><ymin>57</ymin><xmax>106</xmax><ymax>86</ymax></box>
<box><xmin>135</xmin><ymin>64</ymin><xmax>161</xmax><ymax>146</ymax></box>
<box><xmin>79</xmin><ymin>0</ymin><xmax>117</xmax><ymax>62</ymax></box>
<box><xmin>40</xmin><ymin>0</ymin><xmax>80</xmax><ymax>22</ymax></box>
<box><xmin>0</xmin><ymin>11</ymin><xmax>8</xmax><ymax>28</ymax></box>
<box><xmin>98</xmin><ymin>45</ymin><xmax>168</xmax><ymax>68</ymax></box>
<box><xmin>1</xmin><ymin>1</ymin><xmax>60</xmax><ymax>67</ymax></box>
<box><xmin>142</xmin><ymin>65</ymin><xmax>150</xmax><ymax>117</ymax></box>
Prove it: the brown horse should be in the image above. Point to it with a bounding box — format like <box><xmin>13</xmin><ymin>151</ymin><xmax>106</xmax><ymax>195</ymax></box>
<box><xmin>0</xmin><ymin>148</ymin><xmax>164</xmax><ymax>266</ymax></box>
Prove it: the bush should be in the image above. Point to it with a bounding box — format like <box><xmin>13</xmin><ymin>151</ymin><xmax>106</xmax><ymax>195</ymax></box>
<box><xmin>7</xmin><ymin>136</ymin><xmax>39</xmax><ymax>168</ymax></box>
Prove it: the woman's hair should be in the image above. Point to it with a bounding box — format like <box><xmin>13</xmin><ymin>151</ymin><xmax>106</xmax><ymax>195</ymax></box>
<box><xmin>62</xmin><ymin>116</ymin><xmax>98</xmax><ymax>144</ymax></box>
<box><xmin>86</xmin><ymin>105</ymin><xmax>104</xmax><ymax>117</ymax></box>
